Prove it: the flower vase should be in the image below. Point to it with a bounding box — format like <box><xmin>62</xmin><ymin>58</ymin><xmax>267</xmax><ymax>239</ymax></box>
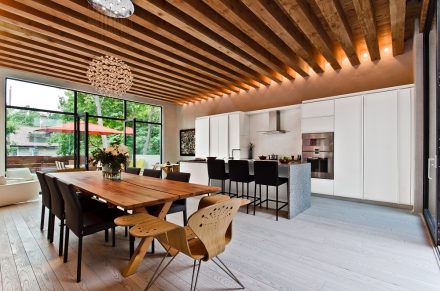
<box><xmin>102</xmin><ymin>164</ymin><xmax>122</xmax><ymax>180</ymax></box>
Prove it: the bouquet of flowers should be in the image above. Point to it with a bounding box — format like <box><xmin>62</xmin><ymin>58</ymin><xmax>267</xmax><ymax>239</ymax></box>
<box><xmin>92</xmin><ymin>144</ymin><xmax>129</xmax><ymax>179</ymax></box>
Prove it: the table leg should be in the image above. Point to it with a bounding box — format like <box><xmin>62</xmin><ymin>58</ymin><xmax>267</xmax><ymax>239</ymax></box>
<box><xmin>122</xmin><ymin>201</ymin><xmax>173</xmax><ymax>277</ymax></box>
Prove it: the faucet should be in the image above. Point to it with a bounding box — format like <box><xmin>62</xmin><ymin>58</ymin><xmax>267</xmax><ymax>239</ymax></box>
<box><xmin>230</xmin><ymin>149</ymin><xmax>241</xmax><ymax>160</ymax></box>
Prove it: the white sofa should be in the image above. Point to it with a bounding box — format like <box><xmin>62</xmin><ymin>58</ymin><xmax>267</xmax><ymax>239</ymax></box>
<box><xmin>0</xmin><ymin>168</ymin><xmax>40</xmax><ymax>208</ymax></box>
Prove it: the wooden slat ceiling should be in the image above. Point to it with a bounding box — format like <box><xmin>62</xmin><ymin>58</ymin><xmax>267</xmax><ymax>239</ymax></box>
<box><xmin>0</xmin><ymin>0</ymin><xmax>420</xmax><ymax>105</ymax></box>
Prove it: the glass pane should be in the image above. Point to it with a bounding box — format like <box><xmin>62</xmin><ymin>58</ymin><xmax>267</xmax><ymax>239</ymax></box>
<box><xmin>6</xmin><ymin>79</ymin><xmax>74</xmax><ymax>112</ymax></box>
<box><xmin>126</xmin><ymin>102</ymin><xmax>162</xmax><ymax>123</ymax></box>
<box><xmin>87</xmin><ymin>117</ymin><xmax>124</xmax><ymax>155</ymax></box>
<box><xmin>428</xmin><ymin>12</ymin><xmax>438</xmax><ymax>228</ymax></box>
<box><xmin>6</xmin><ymin>108</ymin><xmax>75</xmax><ymax>172</ymax></box>
<box><xmin>125</xmin><ymin>120</ymin><xmax>134</xmax><ymax>166</ymax></box>
<box><xmin>135</xmin><ymin>123</ymin><xmax>161</xmax><ymax>169</ymax></box>
<box><xmin>77</xmin><ymin>92</ymin><xmax>124</xmax><ymax>118</ymax></box>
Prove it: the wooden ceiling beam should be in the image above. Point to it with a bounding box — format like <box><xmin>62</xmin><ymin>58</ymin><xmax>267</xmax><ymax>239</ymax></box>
<box><xmin>136</xmin><ymin>0</ymin><xmax>284</xmax><ymax>83</ymax></box>
<box><xmin>276</xmin><ymin>0</ymin><xmax>341</xmax><ymax>70</ymax></box>
<box><xmin>46</xmin><ymin>0</ymin><xmax>248</xmax><ymax>92</ymax></box>
<box><xmin>8</xmin><ymin>0</ymin><xmax>233</xmax><ymax>94</ymax></box>
<box><xmin>0</xmin><ymin>59</ymin><xmax>182</xmax><ymax>103</ymax></box>
<box><xmin>352</xmin><ymin>0</ymin><xmax>381</xmax><ymax>61</ymax></box>
<box><xmin>0</xmin><ymin>30</ymin><xmax>208</xmax><ymax>97</ymax></box>
<box><xmin>0</xmin><ymin>15</ymin><xmax>224</xmax><ymax>99</ymax></box>
<box><xmin>203</xmin><ymin>0</ymin><xmax>307</xmax><ymax>78</ymax></box>
<box><xmin>59</xmin><ymin>0</ymin><xmax>260</xmax><ymax>90</ymax></box>
<box><xmin>390</xmin><ymin>0</ymin><xmax>406</xmax><ymax>56</ymax></box>
<box><xmin>243</xmin><ymin>0</ymin><xmax>324</xmax><ymax>74</ymax></box>
<box><xmin>0</xmin><ymin>52</ymin><xmax>195</xmax><ymax>102</ymax></box>
<box><xmin>313</xmin><ymin>0</ymin><xmax>360</xmax><ymax>66</ymax></box>
<box><xmin>419</xmin><ymin>0</ymin><xmax>430</xmax><ymax>33</ymax></box>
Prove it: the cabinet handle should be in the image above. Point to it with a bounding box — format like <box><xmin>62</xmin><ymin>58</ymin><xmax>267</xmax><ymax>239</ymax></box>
<box><xmin>428</xmin><ymin>157</ymin><xmax>436</xmax><ymax>180</ymax></box>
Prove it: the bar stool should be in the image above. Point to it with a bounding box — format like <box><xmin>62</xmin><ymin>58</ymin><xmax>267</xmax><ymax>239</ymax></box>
<box><xmin>254</xmin><ymin>161</ymin><xmax>288</xmax><ymax>221</ymax></box>
<box><xmin>228</xmin><ymin>160</ymin><xmax>254</xmax><ymax>214</ymax></box>
<box><xmin>207</xmin><ymin>159</ymin><xmax>229</xmax><ymax>194</ymax></box>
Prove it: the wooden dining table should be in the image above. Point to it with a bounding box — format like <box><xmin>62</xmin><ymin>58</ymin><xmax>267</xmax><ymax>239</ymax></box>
<box><xmin>48</xmin><ymin>171</ymin><xmax>220</xmax><ymax>277</ymax></box>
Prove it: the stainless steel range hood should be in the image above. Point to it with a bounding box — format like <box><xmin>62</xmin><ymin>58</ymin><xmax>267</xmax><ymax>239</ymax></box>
<box><xmin>259</xmin><ymin>110</ymin><xmax>287</xmax><ymax>134</ymax></box>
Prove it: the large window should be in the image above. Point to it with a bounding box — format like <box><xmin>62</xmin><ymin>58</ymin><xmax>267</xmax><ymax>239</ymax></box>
<box><xmin>5</xmin><ymin>79</ymin><xmax>162</xmax><ymax>172</ymax></box>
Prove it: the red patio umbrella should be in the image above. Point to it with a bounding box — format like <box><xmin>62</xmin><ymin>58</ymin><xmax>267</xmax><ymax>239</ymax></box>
<box><xmin>35</xmin><ymin>121</ymin><xmax>133</xmax><ymax>135</ymax></box>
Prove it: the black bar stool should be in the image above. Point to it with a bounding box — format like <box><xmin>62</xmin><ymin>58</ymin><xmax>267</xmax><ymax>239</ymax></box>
<box><xmin>207</xmin><ymin>159</ymin><xmax>229</xmax><ymax>194</ymax></box>
<box><xmin>228</xmin><ymin>160</ymin><xmax>254</xmax><ymax>214</ymax></box>
<box><xmin>254</xmin><ymin>161</ymin><xmax>288</xmax><ymax>221</ymax></box>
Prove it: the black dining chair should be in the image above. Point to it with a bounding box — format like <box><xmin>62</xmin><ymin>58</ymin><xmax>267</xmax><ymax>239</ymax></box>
<box><xmin>207</xmin><ymin>159</ymin><xmax>229</xmax><ymax>194</ymax></box>
<box><xmin>254</xmin><ymin>161</ymin><xmax>288</xmax><ymax>221</ymax></box>
<box><xmin>44</xmin><ymin>175</ymin><xmax>109</xmax><ymax>256</ymax></box>
<box><xmin>145</xmin><ymin>171</ymin><xmax>191</xmax><ymax>254</ymax></box>
<box><xmin>56</xmin><ymin>180</ymin><xmax>125</xmax><ymax>282</ymax></box>
<box><xmin>228</xmin><ymin>160</ymin><xmax>254</xmax><ymax>214</ymax></box>
<box><xmin>142</xmin><ymin>169</ymin><xmax>162</xmax><ymax>178</ymax></box>
<box><xmin>36</xmin><ymin>171</ymin><xmax>53</xmax><ymax>240</ymax></box>
<box><xmin>126</xmin><ymin>167</ymin><xmax>141</xmax><ymax>175</ymax></box>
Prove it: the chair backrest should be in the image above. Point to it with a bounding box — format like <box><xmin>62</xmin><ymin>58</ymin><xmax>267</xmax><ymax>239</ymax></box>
<box><xmin>152</xmin><ymin>162</ymin><xmax>160</xmax><ymax>170</ymax></box>
<box><xmin>126</xmin><ymin>167</ymin><xmax>141</xmax><ymax>175</ymax></box>
<box><xmin>207</xmin><ymin>159</ymin><xmax>226</xmax><ymax>180</ymax></box>
<box><xmin>55</xmin><ymin>161</ymin><xmax>66</xmax><ymax>170</ymax></box>
<box><xmin>187</xmin><ymin>198</ymin><xmax>241</xmax><ymax>259</ymax></box>
<box><xmin>228</xmin><ymin>160</ymin><xmax>250</xmax><ymax>182</ymax></box>
<box><xmin>45</xmin><ymin>175</ymin><xmax>64</xmax><ymax>219</ymax></box>
<box><xmin>166</xmin><ymin>171</ymin><xmax>191</xmax><ymax>182</ymax></box>
<box><xmin>142</xmin><ymin>169</ymin><xmax>162</xmax><ymax>178</ymax></box>
<box><xmin>36</xmin><ymin>171</ymin><xmax>51</xmax><ymax>208</ymax></box>
<box><xmin>56</xmin><ymin>180</ymin><xmax>83</xmax><ymax>236</ymax></box>
<box><xmin>254</xmin><ymin>161</ymin><xmax>279</xmax><ymax>186</ymax></box>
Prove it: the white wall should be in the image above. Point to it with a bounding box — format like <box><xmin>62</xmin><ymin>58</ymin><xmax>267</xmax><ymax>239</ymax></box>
<box><xmin>249</xmin><ymin>106</ymin><xmax>302</xmax><ymax>159</ymax></box>
<box><xmin>0</xmin><ymin>67</ymin><xmax>180</xmax><ymax>175</ymax></box>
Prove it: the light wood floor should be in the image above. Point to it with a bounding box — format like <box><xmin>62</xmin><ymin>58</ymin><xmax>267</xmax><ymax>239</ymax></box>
<box><xmin>0</xmin><ymin>196</ymin><xmax>439</xmax><ymax>291</ymax></box>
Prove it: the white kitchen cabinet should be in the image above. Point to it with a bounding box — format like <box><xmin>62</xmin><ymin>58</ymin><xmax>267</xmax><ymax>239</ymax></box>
<box><xmin>363</xmin><ymin>90</ymin><xmax>398</xmax><ymax>203</ymax></box>
<box><xmin>229</xmin><ymin>112</ymin><xmax>250</xmax><ymax>159</ymax></box>
<box><xmin>301</xmin><ymin>116</ymin><xmax>334</xmax><ymax>133</ymax></box>
<box><xmin>217</xmin><ymin>115</ymin><xmax>229</xmax><ymax>159</ymax></box>
<box><xmin>334</xmin><ymin>96</ymin><xmax>363</xmax><ymax>199</ymax></box>
<box><xmin>195</xmin><ymin>117</ymin><xmax>210</xmax><ymax>158</ymax></box>
<box><xmin>311</xmin><ymin>178</ymin><xmax>334</xmax><ymax>195</ymax></box>
<box><xmin>398</xmin><ymin>88</ymin><xmax>412</xmax><ymax>205</ymax></box>
<box><xmin>302</xmin><ymin>100</ymin><xmax>334</xmax><ymax>118</ymax></box>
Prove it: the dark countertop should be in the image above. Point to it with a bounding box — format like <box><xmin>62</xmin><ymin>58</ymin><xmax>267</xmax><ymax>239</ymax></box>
<box><xmin>180</xmin><ymin>159</ymin><xmax>305</xmax><ymax>166</ymax></box>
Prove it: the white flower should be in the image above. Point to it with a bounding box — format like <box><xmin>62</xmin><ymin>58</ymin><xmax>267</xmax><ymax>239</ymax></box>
<box><xmin>105</xmin><ymin>147</ymin><xmax>112</xmax><ymax>153</ymax></box>
<box><xmin>111</xmin><ymin>149</ymin><xmax>118</xmax><ymax>156</ymax></box>
<box><xmin>118</xmin><ymin>144</ymin><xmax>129</xmax><ymax>154</ymax></box>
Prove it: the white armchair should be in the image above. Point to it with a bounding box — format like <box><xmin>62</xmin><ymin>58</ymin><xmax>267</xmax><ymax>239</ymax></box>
<box><xmin>0</xmin><ymin>168</ymin><xmax>40</xmax><ymax>207</ymax></box>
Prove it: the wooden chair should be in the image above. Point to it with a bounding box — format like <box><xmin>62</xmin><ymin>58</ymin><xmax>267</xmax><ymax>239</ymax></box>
<box><xmin>130</xmin><ymin>198</ymin><xmax>244</xmax><ymax>290</ymax></box>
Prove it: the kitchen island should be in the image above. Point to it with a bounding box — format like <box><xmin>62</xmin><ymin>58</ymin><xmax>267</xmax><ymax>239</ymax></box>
<box><xmin>180</xmin><ymin>160</ymin><xmax>311</xmax><ymax>219</ymax></box>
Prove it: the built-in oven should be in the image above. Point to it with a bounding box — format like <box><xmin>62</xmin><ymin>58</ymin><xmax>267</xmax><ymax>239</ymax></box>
<box><xmin>302</xmin><ymin>132</ymin><xmax>334</xmax><ymax>179</ymax></box>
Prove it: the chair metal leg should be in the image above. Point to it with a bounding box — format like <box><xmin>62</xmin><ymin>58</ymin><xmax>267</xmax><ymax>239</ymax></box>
<box><xmin>144</xmin><ymin>247</ymin><xmax>177</xmax><ymax>290</ymax></box>
<box><xmin>59</xmin><ymin>219</ymin><xmax>64</xmax><ymax>257</ymax></box>
<box><xmin>105</xmin><ymin>228</ymin><xmax>109</xmax><ymax>242</ymax></box>
<box><xmin>253</xmin><ymin>183</ymin><xmax>257</xmax><ymax>215</ymax></box>
<box><xmin>236</xmin><ymin>182</ymin><xmax>239</xmax><ymax>198</ymax></box>
<box><xmin>228</xmin><ymin>180</ymin><xmax>232</xmax><ymax>197</ymax></box>
<box><xmin>212</xmin><ymin>256</ymin><xmax>244</xmax><ymax>289</ymax></box>
<box><xmin>129</xmin><ymin>233</ymin><xmax>135</xmax><ymax>258</ymax></box>
<box><xmin>77</xmin><ymin>236</ymin><xmax>83</xmax><ymax>282</ymax></box>
<box><xmin>64</xmin><ymin>227</ymin><xmax>69</xmax><ymax>263</ymax></box>
<box><xmin>112</xmin><ymin>227</ymin><xmax>116</xmax><ymax>247</ymax></box>
<box><xmin>266</xmin><ymin>185</ymin><xmax>269</xmax><ymax>209</ymax></box>
<box><xmin>40</xmin><ymin>204</ymin><xmax>45</xmax><ymax>231</ymax></box>
<box><xmin>246</xmin><ymin>183</ymin><xmax>249</xmax><ymax>214</ymax></box>
<box><xmin>190</xmin><ymin>260</ymin><xmax>202</xmax><ymax>291</ymax></box>
<box><xmin>125</xmin><ymin>226</ymin><xmax>128</xmax><ymax>237</ymax></box>
<box><xmin>259</xmin><ymin>184</ymin><xmax>262</xmax><ymax>208</ymax></box>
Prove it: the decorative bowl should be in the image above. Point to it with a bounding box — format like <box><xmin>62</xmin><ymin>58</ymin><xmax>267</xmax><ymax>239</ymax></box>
<box><xmin>258</xmin><ymin>155</ymin><xmax>267</xmax><ymax>160</ymax></box>
<box><xmin>279</xmin><ymin>158</ymin><xmax>291</xmax><ymax>164</ymax></box>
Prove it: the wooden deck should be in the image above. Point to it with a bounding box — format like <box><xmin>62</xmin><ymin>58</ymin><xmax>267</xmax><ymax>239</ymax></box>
<box><xmin>0</xmin><ymin>196</ymin><xmax>439</xmax><ymax>290</ymax></box>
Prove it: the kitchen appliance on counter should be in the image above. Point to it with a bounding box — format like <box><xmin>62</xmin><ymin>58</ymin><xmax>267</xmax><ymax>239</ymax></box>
<box><xmin>302</xmin><ymin>132</ymin><xmax>334</xmax><ymax>179</ymax></box>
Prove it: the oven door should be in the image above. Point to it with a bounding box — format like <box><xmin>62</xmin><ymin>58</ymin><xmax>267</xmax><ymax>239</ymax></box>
<box><xmin>302</xmin><ymin>151</ymin><xmax>334</xmax><ymax>179</ymax></box>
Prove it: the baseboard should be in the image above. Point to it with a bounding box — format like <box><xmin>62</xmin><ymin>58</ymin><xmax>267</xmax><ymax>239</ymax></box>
<box><xmin>311</xmin><ymin>193</ymin><xmax>414</xmax><ymax>210</ymax></box>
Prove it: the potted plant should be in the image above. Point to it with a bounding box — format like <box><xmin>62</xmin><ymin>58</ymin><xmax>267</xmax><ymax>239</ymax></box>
<box><xmin>92</xmin><ymin>144</ymin><xmax>129</xmax><ymax>180</ymax></box>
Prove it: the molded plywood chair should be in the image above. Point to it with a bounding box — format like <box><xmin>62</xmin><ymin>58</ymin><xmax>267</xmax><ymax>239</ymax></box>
<box><xmin>131</xmin><ymin>198</ymin><xmax>244</xmax><ymax>290</ymax></box>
